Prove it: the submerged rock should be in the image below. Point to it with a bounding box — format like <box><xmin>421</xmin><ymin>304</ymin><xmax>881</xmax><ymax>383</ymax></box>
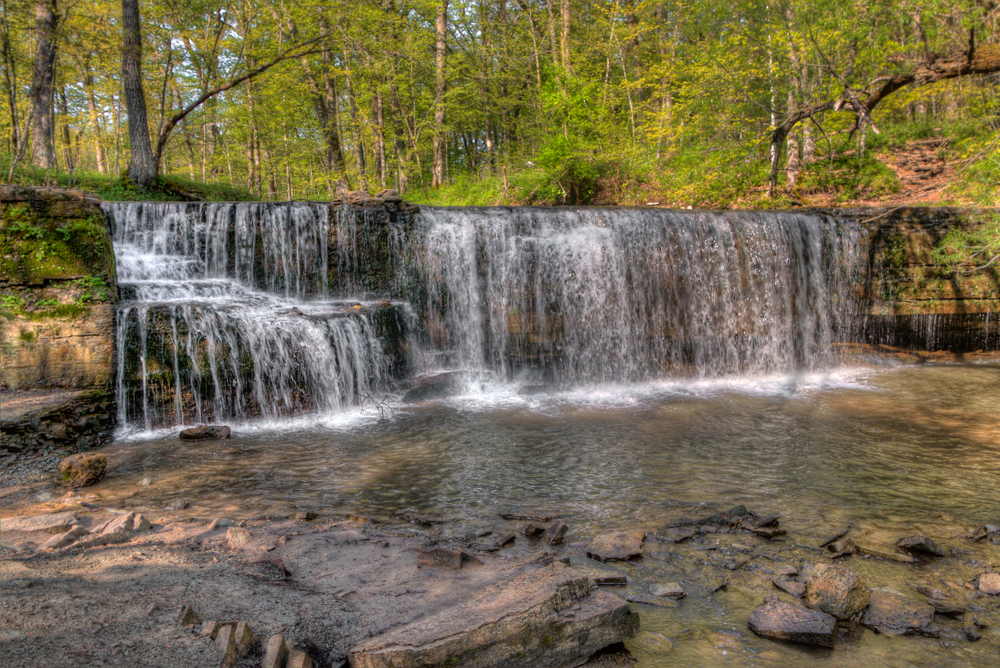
<box><xmin>861</xmin><ymin>589</ymin><xmax>938</xmax><ymax>636</ymax></box>
<box><xmin>541</xmin><ymin>521</ymin><xmax>568</xmax><ymax>545</ymax></box>
<box><xmin>772</xmin><ymin>579</ymin><xmax>806</xmax><ymax>598</ymax></box>
<box><xmin>651</xmin><ymin>583</ymin><xmax>685</xmax><ymax>598</ymax></box>
<box><xmin>179</xmin><ymin>425</ymin><xmax>231</xmax><ymax>440</ymax></box>
<box><xmin>402</xmin><ymin>372</ymin><xmax>462</xmax><ymax>403</ymax></box>
<box><xmin>804</xmin><ymin>563</ymin><xmax>869</xmax><ymax>620</ymax></box>
<box><xmin>586</xmin><ymin>529</ymin><xmax>645</xmax><ymax>562</ymax></box>
<box><xmin>896</xmin><ymin>535</ymin><xmax>945</xmax><ymax>557</ymax></box>
<box><xmin>748</xmin><ymin>595</ymin><xmax>837</xmax><ymax>648</ymax></box>
<box><xmin>349</xmin><ymin>561</ymin><xmax>639</xmax><ymax>668</ymax></box>
<box><xmin>57</xmin><ymin>452</ymin><xmax>107</xmax><ymax>487</ymax></box>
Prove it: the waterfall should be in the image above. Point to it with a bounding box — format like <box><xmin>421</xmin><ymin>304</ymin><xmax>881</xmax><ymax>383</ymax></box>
<box><xmin>403</xmin><ymin>207</ymin><xmax>866</xmax><ymax>381</ymax></box>
<box><xmin>105</xmin><ymin>201</ymin><xmax>404</xmax><ymax>431</ymax></box>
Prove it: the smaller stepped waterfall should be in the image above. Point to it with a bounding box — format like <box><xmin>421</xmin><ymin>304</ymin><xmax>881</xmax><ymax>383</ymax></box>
<box><xmin>105</xmin><ymin>202</ymin><xmax>408</xmax><ymax>431</ymax></box>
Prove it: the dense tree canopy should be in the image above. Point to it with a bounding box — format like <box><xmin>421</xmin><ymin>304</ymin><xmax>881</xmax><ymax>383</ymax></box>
<box><xmin>1</xmin><ymin>0</ymin><xmax>998</xmax><ymax>203</ymax></box>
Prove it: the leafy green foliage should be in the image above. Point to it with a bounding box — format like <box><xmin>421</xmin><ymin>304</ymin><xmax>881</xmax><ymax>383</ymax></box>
<box><xmin>0</xmin><ymin>0</ymin><xmax>996</xmax><ymax>206</ymax></box>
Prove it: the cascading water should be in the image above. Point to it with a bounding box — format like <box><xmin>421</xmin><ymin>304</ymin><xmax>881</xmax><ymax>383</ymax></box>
<box><xmin>105</xmin><ymin>201</ymin><xmax>403</xmax><ymax>432</ymax></box>
<box><xmin>401</xmin><ymin>207</ymin><xmax>866</xmax><ymax>382</ymax></box>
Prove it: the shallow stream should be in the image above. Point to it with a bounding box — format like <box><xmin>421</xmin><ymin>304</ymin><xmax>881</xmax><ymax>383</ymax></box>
<box><xmin>101</xmin><ymin>363</ymin><xmax>1000</xmax><ymax>667</ymax></box>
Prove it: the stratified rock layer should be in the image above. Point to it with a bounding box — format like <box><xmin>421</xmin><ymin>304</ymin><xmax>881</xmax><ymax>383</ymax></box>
<box><xmin>349</xmin><ymin>561</ymin><xmax>638</xmax><ymax>668</ymax></box>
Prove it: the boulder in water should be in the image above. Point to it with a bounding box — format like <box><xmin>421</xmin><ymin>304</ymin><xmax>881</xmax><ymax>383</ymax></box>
<box><xmin>861</xmin><ymin>589</ymin><xmax>938</xmax><ymax>636</ymax></box>
<box><xmin>179</xmin><ymin>425</ymin><xmax>231</xmax><ymax>440</ymax></box>
<box><xmin>978</xmin><ymin>572</ymin><xmax>1000</xmax><ymax>595</ymax></box>
<box><xmin>895</xmin><ymin>535</ymin><xmax>946</xmax><ymax>557</ymax></box>
<box><xmin>748</xmin><ymin>595</ymin><xmax>837</xmax><ymax>648</ymax></box>
<box><xmin>804</xmin><ymin>563</ymin><xmax>869</xmax><ymax>620</ymax></box>
<box><xmin>402</xmin><ymin>372</ymin><xmax>462</xmax><ymax>403</ymax></box>
<box><xmin>58</xmin><ymin>452</ymin><xmax>107</xmax><ymax>487</ymax></box>
<box><xmin>586</xmin><ymin>529</ymin><xmax>645</xmax><ymax>562</ymax></box>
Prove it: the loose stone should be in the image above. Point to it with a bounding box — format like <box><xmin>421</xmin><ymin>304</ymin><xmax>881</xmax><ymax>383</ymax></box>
<box><xmin>262</xmin><ymin>635</ymin><xmax>289</xmax><ymax>668</ymax></box>
<box><xmin>748</xmin><ymin>595</ymin><xmax>837</xmax><ymax>648</ymax></box>
<box><xmin>57</xmin><ymin>453</ymin><xmax>107</xmax><ymax>487</ymax></box>
<box><xmin>772</xmin><ymin>579</ymin><xmax>806</xmax><ymax>598</ymax></box>
<box><xmin>38</xmin><ymin>525</ymin><xmax>87</xmax><ymax>550</ymax></box>
<box><xmin>215</xmin><ymin>624</ymin><xmax>238</xmax><ymax>668</ymax></box>
<box><xmin>226</xmin><ymin>527</ymin><xmax>252</xmax><ymax>550</ymax></box>
<box><xmin>861</xmin><ymin>588</ymin><xmax>938</xmax><ymax>636</ymax></box>
<box><xmin>233</xmin><ymin>621</ymin><xmax>256</xmax><ymax>656</ymax></box>
<box><xmin>586</xmin><ymin>529</ymin><xmax>645</xmax><ymax>562</ymax></box>
<box><xmin>287</xmin><ymin>650</ymin><xmax>314</xmax><ymax>668</ymax></box>
<box><xmin>179</xmin><ymin>425</ymin><xmax>232</xmax><ymax>440</ymax></box>
<box><xmin>930</xmin><ymin>600</ymin><xmax>967</xmax><ymax>616</ymax></box>
<box><xmin>651</xmin><ymin>583</ymin><xmax>685</xmax><ymax>598</ymax></box>
<box><xmin>977</xmin><ymin>572</ymin><xmax>1000</xmax><ymax>595</ymax></box>
<box><xmin>896</xmin><ymin>535</ymin><xmax>946</xmax><ymax>557</ymax></box>
<box><xmin>804</xmin><ymin>563</ymin><xmax>869</xmax><ymax>620</ymax></box>
<box><xmin>177</xmin><ymin>604</ymin><xmax>201</xmax><ymax>626</ymax></box>
<box><xmin>542</xmin><ymin>520</ymin><xmax>568</xmax><ymax>545</ymax></box>
<box><xmin>523</xmin><ymin>523</ymin><xmax>546</xmax><ymax>538</ymax></box>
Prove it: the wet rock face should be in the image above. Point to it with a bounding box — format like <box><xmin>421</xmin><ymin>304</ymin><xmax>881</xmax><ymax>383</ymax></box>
<box><xmin>748</xmin><ymin>595</ymin><xmax>838</xmax><ymax>648</ymax></box>
<box><xmin>861</xmin><ymin>589</ymin><xmax>938</xmax><ymax>636</ymax></box>
<box><xmin>804</xmin><ymin>563</ymin><xmax>870</xmax><ymax>620</ymax></box>
<box><xmin>349</xmin><ymin>561</ymin><xmax>638</xmax><ymax>668</ymax></box>
<box><xmin>57</xmin><ymin>452</ymin><xmax>107</xmax><ymax>487</ymax></box>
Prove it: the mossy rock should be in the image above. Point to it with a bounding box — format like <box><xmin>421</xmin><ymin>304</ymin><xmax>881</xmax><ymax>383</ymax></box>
<box><xmin>58</xmin><ymin>452</ymin><xmax>107</xmax><ymax>487</ymax></box>
<box><xmin>1</xmin><ymin>202</ymin><xmax>114</xmax><ymax>286</ymax></box>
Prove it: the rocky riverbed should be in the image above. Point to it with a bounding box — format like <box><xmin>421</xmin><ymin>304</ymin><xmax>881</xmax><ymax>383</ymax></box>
<box><xmin>2</xmin><ymin>441</ymin><xmax>999</xmax><ymax>668</ymax></box>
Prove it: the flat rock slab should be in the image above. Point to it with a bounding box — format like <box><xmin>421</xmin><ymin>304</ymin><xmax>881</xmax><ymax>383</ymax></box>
<box><xmin>804</xmin><ymin>563</ymin><xmax>869</xmax><ymax>620</ymax></box>
<box><xmin>748</xmin><ymin>596</ymin><xmax>837</xmax><ymax>648</ymax></box>
<box><xmin>2</xmin><ymin>511</ymin><xmax>78</xmax><ymax>534</ymax></box>
<box><xmin>349</xmin><ymin>561</ymin><xmax>639</xmax><ymax>668</ymax></box>
<box><xmin>586</xmin><ymin>529</ymin><xmax>645</xmax><ymax>562</ymax></box>
<box><xmin>861</xmin><ymin>589</ymin><xmax>938</xmax><ymax>636</ymax></box>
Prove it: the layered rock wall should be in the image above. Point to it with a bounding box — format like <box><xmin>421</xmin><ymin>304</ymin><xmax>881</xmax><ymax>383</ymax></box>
<box><xmin>1</xmin><ymin>185</ymin><xmax>117</xmax><ymax>455</ymax></box>
<box><xmin>849</xmin><ymin>207</ymin><xmax>1000</xmax><ymax>352</ymax></box>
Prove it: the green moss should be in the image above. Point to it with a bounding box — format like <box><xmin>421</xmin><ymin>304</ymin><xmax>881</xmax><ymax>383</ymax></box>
<box><xmin>18</xmin><ymin>329</ymin><xmax>35</xmax><ymax>342</ymax></box>
<box><xmin>1</xmin><ymin>204</ymin><xmax>115</xmax><ymax>286</ymax></box>
<box><xmin>24</xmin><ymin>304</ymin><xmax>90</xmax><ymax>319</ymax></box>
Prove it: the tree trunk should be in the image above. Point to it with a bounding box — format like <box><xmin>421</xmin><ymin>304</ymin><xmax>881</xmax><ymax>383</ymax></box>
<box><xmin>59</xmin><ymin>86</ymin><xmax>72</xmax><ymax>170</ymax></box>
<box><xmin>560</xmin><ymin>0</ymin><xmax>570</xmax><ymax>72</ymax></box>
<box><xmin>432</xmin><ymin>0</ymin><xmax>447</xmax><ymax>188</ymax></box>
<box><xmin>342</xmin><ymin>44</ymin><xmax>366</xmax><ymax>188</ymax></box>
<box><xmin>83</xmin><ymin>61</ymin><xmax>107</xmax><ymax>173</ymax></box>
<box><xmin>122</xmin><ymin>0</ymin><xmax>156</xmax><ymax>187</ymax></box>
<box><xmin>1</xmin><ymin>1</ymin><xmax>20</xmax><ymax>154</ymax></box>
<box><xmin>29</xmin><ymin>0</ymin><xmax>58</xmax><ymax>169</ymax></box>
<box><xmin>373</xmin><ymin>84</ymin><xmax>387</xmax><ymax>188</ymax></box>
<box><xmin>388</xmin><ymin>80</ymin><xmax>408</xmax><ymax>193</ymax></box>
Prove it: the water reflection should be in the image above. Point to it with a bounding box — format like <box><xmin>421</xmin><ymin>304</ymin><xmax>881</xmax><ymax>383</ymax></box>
<box><xmin>109</xmin><ymin>365</ymin><xmax>1000</xmax><ymax>528</ymax></box>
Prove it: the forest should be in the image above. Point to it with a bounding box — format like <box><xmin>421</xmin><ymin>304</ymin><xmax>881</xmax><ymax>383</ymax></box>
<box><xmin>1</xmin><ymin>0</ymin><xmax>998</xmax><ymax>207</ymax></box>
